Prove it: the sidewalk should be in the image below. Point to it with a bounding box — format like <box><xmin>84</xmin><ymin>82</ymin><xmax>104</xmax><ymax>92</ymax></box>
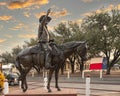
<box><xmin>9</xmin><ymin>70</ymin><xmax>120</xmax><ymax>96</ymax></box>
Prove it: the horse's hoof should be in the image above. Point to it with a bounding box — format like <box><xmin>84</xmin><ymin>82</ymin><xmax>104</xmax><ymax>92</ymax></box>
<box><xmin>57</xmin><ymin>88</ymin><xmax>61</xmax><ymax>91</ymax></box>
<box><xmin>23</xmin><ymin>89</ymin><xmax>27</xmax><ymax>92</ymax></box>
<box><xmin>48</xmin><ymin>89</ymin><xmax>52</xmax><ymax>92</ymax></box>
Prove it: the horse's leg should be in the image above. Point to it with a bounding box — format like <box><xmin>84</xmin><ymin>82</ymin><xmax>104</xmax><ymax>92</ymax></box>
<box><xmin>23</xmin><ymin>76</ymin><xmax>28</xmax><ymax>92</ymax></box>
<box><xmin>21</xmin><ymin>71</ymin><xmax>25</xmax><ymax>92</ymax></box>
<box><xmin>34</xmin><ymin>65</ymin><xmax>40</xmax><ymax>75</ymax></box>
<box><xmin>21</xmin><ymin>67</ymin><xmax>32</xmax><ymax>92</ymax></box>
<box><xmin>47</xmin><ymin>69</ymin><xmax>54</xmax><ymax>92</ymax></box>
<box><xmin>55</xmin><ymin>68</ymin><xmax>61</xmax><ymax>91</ymax></box>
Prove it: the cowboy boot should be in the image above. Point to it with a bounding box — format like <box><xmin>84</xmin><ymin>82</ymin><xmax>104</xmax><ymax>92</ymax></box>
<box><xmin>45</xmin><ymin>52</ymin><xmax>54</xmax><ymax>69</ymax></box>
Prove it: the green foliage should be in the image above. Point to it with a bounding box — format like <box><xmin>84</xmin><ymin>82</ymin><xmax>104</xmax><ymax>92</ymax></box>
<box><xmin>54</xmin><ymin>22</ymin><xmax>84</xmax><ymax>44</ymax></box>
<box><xmin>81</xmin><ymin>8</ymin><xmax>120</xmax><ymax>74</ymax></box>
<box><xmin>0</xmin><ymin>46</ymin><xmax>22</xmax><ymax>64</ymax></box>
<box><xmin>23</xmin><ymin>38</ymin><xmax>38</xmax><ymax>47</ymax></box>
<box><xmin>11</xmin><ymin>46</ymin><xmax>22</xmax><ymax>56</ymax></box>
<box><xmin>0</xmin><ymin>52</ymin><xmax>13</xmax><ymax>64</ymax></box>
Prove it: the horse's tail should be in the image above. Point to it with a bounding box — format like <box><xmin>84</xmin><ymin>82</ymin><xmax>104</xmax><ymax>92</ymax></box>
<box><xmin>15</xmin><ymin>56</ymin><xmax>24</xmax><ymax>81</ymax></box>
<box><xmin>15</xmin><ymin>56</ymin><xmax>22</xmax><ymax>71</ymax></box>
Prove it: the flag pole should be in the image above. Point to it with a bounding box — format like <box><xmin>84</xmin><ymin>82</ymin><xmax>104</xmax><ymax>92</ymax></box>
<box><xmin>100</xmin><ymin>70</ymin><xmax>102</xmax><ymax>79</ymax></box>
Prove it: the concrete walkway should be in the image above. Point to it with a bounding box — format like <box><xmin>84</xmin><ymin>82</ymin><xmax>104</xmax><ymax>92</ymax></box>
<box><xmin>9</xmin><ymin>70</ymin><xmax>120</xmax><ymax>96</ymax></box>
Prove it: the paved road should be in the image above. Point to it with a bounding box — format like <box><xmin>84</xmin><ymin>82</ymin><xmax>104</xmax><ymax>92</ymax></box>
<box><xmin>9</xmin><ymin>70</ymin><xmax>120</xmax><ymax>96</ymax></box>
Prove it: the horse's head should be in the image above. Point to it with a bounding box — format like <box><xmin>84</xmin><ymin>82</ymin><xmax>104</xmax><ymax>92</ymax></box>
<box><xmin>76</xmin><ymin>41</ymin><xmax>87</xmax><ymax>61</ymax></box>
<box><xmin>60</xmin><ymin>41</ymin><xmax>87</xmax><ymax>58</ymax></box>
<box><xmin>63</xmin><ymin>41</ymin><xmax>86</xmax><ymax>50</ymax></box>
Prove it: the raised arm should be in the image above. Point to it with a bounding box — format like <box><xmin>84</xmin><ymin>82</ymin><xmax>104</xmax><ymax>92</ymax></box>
<box><xmin>41</xmin><ymin>8</ymin><xmax>51</xmax><ymax>25</ymax></box>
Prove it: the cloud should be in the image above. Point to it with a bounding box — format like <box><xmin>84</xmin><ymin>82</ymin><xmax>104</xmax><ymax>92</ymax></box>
<box><xmin>0</xmin><ymin>39</ymin><xmax>6</xmax><ymax>43</ymax></box>
<box><xmin>35</xmin><ymin>12</ymin><xmax>46</xmax><ymax>18</ymax></box>
<box><xmin>118</xmin><ymin>4</ymin><xmax>120</xmax><ymax>10</ymax></box>
<box><xmin>0</xmin><ymin>15</ymin><xmax>12</xmax><ymax>21</ymax></box>
<box><xmin>35</xmin><ymin>8</ymin><xmax>69</xmax><ymax>18</ymax></box>
<box><xmin>82</xmin><ymin>12</ymin><xmax>93</xmax><ymax>16</ymax></box>
<box><xmin>82</xmin><ymin>0</ymin><xmax>93</xmax><ymax>3</ymax></box>
<box><xmin>96</xmin><ymin>4</ymin><xmax>120</xmax><ymax>13</ymax></box>
<box><xmin>0</xmin><ymin>2</ymin><xmax>6</xmax><ymax>5</ymax></box>
<box><xmin>23</xmin><ymin>12</ymin><xmax>31</xmax><ymax>17</ymax></box>
<box><xmin>51</xmin><ymin>9</ymin><xmax>69</xmax><ymax>18</ymax></box>
<box><xmin>10</xmin><ymin>23</ymin><xmax>25</xmax><ymax>30</ymax></box>
<box><xmin>19</xmin><ymin>34</ymin><xmax>37</xmax><ymax>38</ymax></box>
<box><xmin>48</xmin><ymin>26</ymin><xmax>54</xmax><ymax>31</ymax></box>
<box><xmin>75</xmin><ymin>19</ymin><xmax>83</xmax><ymax>24</ymax></box>
<box><xmin>82</xmin><ymin>4</ymin><xmax>120</xmax><ymax>17</ymax></box>
<box><xmin>5</xmin><ymin>0</ymin><xmax>49</xmax><ymax>9</ymax></box>
<box><xmin>4</xmin><ymin>34</ymin><xmax>13</xmax><ymax>38</ymax></box>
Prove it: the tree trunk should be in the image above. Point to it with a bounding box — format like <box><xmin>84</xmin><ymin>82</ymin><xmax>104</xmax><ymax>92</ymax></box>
<box><xmin>71</xmin><ymin>63</ymin><xmax>74</xmax><ymax>74</ymax></box>
<box><xmin>80</xmin><ymin>63</ymin><xmax>84</xmax><ymax>73</ymax></box>
<box><xmin>106</xmin><ymin>66</ymin><xmax>111</xmax><ymax>75</ymax></box>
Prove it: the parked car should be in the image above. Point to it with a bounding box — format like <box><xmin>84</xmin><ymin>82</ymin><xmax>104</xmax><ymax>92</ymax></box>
<box><xmin>5</xmin><ymin>72</ymin><xmax>19</xmax><ymax>86</ymax></box>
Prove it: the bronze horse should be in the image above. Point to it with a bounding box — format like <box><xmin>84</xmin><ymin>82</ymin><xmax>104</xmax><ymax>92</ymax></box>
<box><xmin>15</xmin><ymin>41</ymin><xmax>87</xmax><ymax>92</ymax></box>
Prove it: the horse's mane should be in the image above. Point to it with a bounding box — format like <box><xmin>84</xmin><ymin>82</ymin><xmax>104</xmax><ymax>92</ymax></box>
<box><xmin>62</xmin><ymin>41</ymin><xmax>77</xmax><ymax>46</ymax></box>
<box><xmin>56</xmin><ymin>41</ymin><xmax>86</xmax><ymax>50</ymax></box>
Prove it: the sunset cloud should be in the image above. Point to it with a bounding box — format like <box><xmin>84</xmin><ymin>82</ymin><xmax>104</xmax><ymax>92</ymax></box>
<box><xmin>96</xmin><ymin>4</ymin><xmax>120</xmax><ymax>13</ymax></box>
<box><xmin>0</xmin><ymin>2</ymin><xmax>6</xmax><ymax>5</ymax></box>
<box><xmin>60</xmin><ymin>19</ymin><xmax>83</xmax><ymax>25</ymax></box>
<box><xmin>82</xmin><ymin>12</ymin><xmax>93</xmax><ymax>16</ymax></box>
<box><xmin>0</xmin><ymin>15</ymin><xmax>12</xmax><ymax>21</ymax></box>
<box><xmin>82</xmin><ymin>4</ymin><xmax>120</xmax><ymax>17</ymax></box>
<box><xmin>4</xmin><ymin>34</ymin><xmax>13</xmax><ymax>38</ymax></box>
<box><xmin>7</xmin><ymin>0</ymin><xmax>49</xmax><ymax>9</ymax></box>
<box><xmin>51</xmin><ymin>9</ymin><xmax>69</xmax><ymax>18</ymax></box>
<box><xmin>118</xmin><ymin>4</ymin><xmax>120</xmax><ymax>10</ymax></box>
<box><xmin>48</xmin><ymin>26</ymin><xmax>54</xmax><ymax>31</ymax></box>
<box><xmin>0</xmin><ymin>39</ymin><xmax>6</xmax><ymax>43</ymax></box>
<box><xmin>35</xmin><ymin>8</ymin><xmax>69</xmax><ymax>18</ymax></box>
<box><xmin>10</xmin><ymin>23</ymin><xmax>25</xmax><ymax>30</ymax></box>
<box><xmin>19</xmin><ymin>34</ymin><xmax>36</xmax><ymax>38</ymax></box>
<box><xmin>23</xmin><ymin>12</ymin><xmax>31</xmax><ymax>17</ymax></box>
<box><xmin>76</xmin><ymin>19</ymin><xmax>83</xmax><ymax>24</ymax></box>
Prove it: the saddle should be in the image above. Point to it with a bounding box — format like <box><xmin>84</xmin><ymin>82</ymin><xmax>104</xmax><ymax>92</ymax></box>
<box><xmin>49</xmin><ymin>42</ymin><xmax>60</xmax><ymax>56</ymax></box>
<box><xmin>17</xmin><ymin>42</ymin><xmax>60</xmax><ymax>58</ymax></box>
<box><xmin>17</xmin><ymin>45</ymin><xmax>41</xmax><ymax>57</ymax></box>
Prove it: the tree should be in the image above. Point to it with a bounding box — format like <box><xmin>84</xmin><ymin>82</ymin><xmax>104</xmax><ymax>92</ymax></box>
<box><xmin>82</xmin><ymin>8</ymin><xmax>120</xmax><ymax>74</ymax></box>
<box><xmin>54</xmin><ymin>22</ymin><xmax>86</xmax><ymax>73</ymax></box>
<box><xmin>23</xmin><ymin>38</ymin><xmax>38</xmax><ymax>47</ymax></box>
<box><xmin>54</xmin><ymin>22</ymin><xmax>84</xmax><ymax>43</ymax></box>
<box><xmin>54</xmin><ymin>22</ymin><xmax>70</xmax><ymax>43</ymax></box>
<box><xmin>0</xmin><ymin>52</ymin><xmax>13</xmax><ymax>64</ymax></box>
<box><xmin>11</xmin><ymin>46</ymin><xmax>22</xmax><ymax>63</ymax></box>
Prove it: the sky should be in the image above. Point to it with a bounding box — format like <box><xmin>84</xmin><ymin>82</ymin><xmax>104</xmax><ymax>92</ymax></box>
<box><xmin>0</xmin><ymin>0</ymin><xmax>120</xmax><ymax>54</ymax></box>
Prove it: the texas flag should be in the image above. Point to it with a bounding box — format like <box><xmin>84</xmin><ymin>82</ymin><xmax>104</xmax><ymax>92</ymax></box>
<box><xmin>90</xmin><ymin>57</ymin><xmax>103</xmax><ymax>70</ymax></box>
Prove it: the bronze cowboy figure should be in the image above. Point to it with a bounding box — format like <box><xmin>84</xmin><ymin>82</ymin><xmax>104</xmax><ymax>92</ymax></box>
<box><xmin>37</xmin><ymin>8</ymin><xmax>54</xmax><ymax>69</ymax></box>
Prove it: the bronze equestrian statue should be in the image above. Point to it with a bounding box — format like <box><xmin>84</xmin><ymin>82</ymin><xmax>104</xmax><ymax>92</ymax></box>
<box><xmin>15</xmin><ymin>9</ymin><xmax>87</xmax><ymax>93</ymax></box>
<box><xmin>15</xmin><ymin>41</ymin><xmax>87</xmax><ymax>92</ymax></box>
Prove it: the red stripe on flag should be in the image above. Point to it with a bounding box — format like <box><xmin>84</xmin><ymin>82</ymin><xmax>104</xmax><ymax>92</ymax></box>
<box><xmin>90</xmin><ymin>63</ymin><xmax>102</xmax><ymax>70</ymax></box>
